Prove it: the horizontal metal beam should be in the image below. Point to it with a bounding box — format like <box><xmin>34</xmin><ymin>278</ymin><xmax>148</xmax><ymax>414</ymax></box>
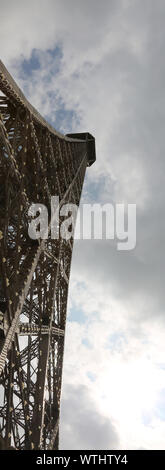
<box><xmin>18</xmin><ymin>323</ymin><xmax>64</xmax><ymax>337</ymax></box>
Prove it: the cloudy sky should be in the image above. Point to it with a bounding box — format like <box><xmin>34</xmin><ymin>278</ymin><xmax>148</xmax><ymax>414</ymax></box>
<box><xmin>1</xmin><ymin>0</ymin><xmax>165</xmax><ymax>450</ymax></box>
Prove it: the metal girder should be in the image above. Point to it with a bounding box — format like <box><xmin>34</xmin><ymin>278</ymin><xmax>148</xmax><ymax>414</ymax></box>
<box><xmin>0</xmin><ymin>60</ymin><xmax>95</xmax><ymax>450</ymax></box>
<box><xmin>18</xmin><ymin>323</ymin><xmax>64</xmax><ymax>337</ymax></box>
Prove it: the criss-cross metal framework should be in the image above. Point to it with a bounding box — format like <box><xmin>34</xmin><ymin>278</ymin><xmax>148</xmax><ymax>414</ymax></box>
<box><xmin>0</xmin><ymin>61</ymin><xmax>95</xmax><ymax>450</ymax></box>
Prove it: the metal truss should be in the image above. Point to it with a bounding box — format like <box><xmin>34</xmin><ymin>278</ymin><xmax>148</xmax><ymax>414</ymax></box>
<box><xmin>0</xmin><ymin>60</ymin><xmax>95</xmax><ymax>449</ymax></box>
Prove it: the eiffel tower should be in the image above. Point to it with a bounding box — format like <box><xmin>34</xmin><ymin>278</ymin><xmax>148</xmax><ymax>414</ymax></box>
<box><xmin>0</xmin><ymin>60</ymin><xmax>95</xmax><ymax>450</ymax></box>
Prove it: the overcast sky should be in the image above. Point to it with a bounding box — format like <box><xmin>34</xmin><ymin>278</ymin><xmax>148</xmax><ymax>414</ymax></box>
<box><xmin>1</xmin><ymin>0</ymin><xmax>165</xmax><ymax>450</ymax></box>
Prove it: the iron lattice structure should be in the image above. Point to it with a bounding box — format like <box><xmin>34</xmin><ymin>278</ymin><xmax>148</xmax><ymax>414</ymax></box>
<box><xmin>0</xmin><ymin>61</ymin><xmax>95</xmax><ymax>450</ymax></box>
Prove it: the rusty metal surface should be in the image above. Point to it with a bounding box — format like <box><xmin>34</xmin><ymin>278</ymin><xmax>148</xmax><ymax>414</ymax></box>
<box><xmin>0</xmin><ymin>60</ymin><xmax>94</xmax><ymax>450</ymax></box>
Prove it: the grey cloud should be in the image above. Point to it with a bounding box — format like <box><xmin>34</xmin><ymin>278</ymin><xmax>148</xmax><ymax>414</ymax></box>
<box><xmin>60</xmin><ymin>384</ymin><xmax>119</xmax><ymax>449</ymax></box>
<box><xmin>1</xmin><ymin>0</ymin><xmax>165</xmax><ymax>450</ymax></box>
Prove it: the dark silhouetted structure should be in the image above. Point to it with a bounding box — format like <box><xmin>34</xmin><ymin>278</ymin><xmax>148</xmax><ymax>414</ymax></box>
<box><xmin>0</xmin><ymin>61</ymin><xmax>95</xmax><ymax>449</ymax></box>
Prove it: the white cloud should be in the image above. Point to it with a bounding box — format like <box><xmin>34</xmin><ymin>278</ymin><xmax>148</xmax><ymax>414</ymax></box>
<box><xmin>60</xmin><ymin>383</ymin><xmax>119</xmax><ymax>450</ymax></box>
<box><xmin>61</xmin><ymin>278</ymin><xmax>165</xmax><ymax>449</ymax></box>
<box><xmin>1</xmin><ymin>0</ymin><xmax>165</xmax><ymax>450</ymax></box>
